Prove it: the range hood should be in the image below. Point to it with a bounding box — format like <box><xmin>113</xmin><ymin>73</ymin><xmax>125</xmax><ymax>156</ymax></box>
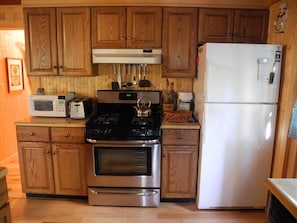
<box><xmin>92</xmin><ymin>49</ymin><xmax>162</xmax><ymax>64</ymax></box>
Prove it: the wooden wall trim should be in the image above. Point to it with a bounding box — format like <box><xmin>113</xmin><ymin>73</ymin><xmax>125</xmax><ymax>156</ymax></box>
<box><xmin>21</xmin><ymin>0</ymin><xmax>270</xmax><ymax>8</ymax></box>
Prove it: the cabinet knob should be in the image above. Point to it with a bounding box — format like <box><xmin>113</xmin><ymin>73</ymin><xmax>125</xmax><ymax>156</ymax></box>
<box><xmin>45</xmin><ymin>150</ymin><xmax>51</xmax><ymax>155</ymax></box>
<box><xmin>65</xmin><ymin>133</ymin><xmax>70</xmax><ymax>137</ymax></box>
<box><xmin>178</xmin><ymin>135</ymin><xmax>183</xmax><ymax>139</ymax></box>
<box><xmin>162</xmin><ymin>154</ymin><xmax>166</xmax><ymax>158</ymax></box>
<box><xmin>53</xmin><ymin>65</ymin><xmax>58</xmax><ymax>69</ymax></box>
<box><xmin>126</xmin><ymin>36</ymin><xmax>132</xmax><ymax>40</ymax></box>
<box><xmin>228</xmin><ymin>33</ymin><xmax>233</xmax><ymax>36</ymax></box>
<box><xmin>29</xmin><ymin>132</ymin><xmax>35</xmax><ymax>136</ymax></box>
<box><xmin>162</xmin><ymin>66</ymin><xmax>167</xmax><ymax>70</ymax></box>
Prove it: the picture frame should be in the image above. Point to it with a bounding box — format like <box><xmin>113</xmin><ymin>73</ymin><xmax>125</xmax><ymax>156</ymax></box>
<box><xmin>6</xmin><ymin>58</ymin><xmax>24</xmax><ymax>92</ymax></box>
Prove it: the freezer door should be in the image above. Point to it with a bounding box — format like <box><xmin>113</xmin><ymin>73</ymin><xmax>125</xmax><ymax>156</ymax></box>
<box><xmin>197</xmin><ymin>103</ymin><xmax>276</xmax><ymax>209</ymax></box>
<box><xmin>202</xmin><ymin>43</ymin><xmax>282</xmax><ymax>103</ymax></box>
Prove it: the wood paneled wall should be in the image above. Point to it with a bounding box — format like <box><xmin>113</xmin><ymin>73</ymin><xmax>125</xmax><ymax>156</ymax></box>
<box><xmin>0</xmin><ymin>6</ymin><xmax>23</xmax><ymax>29</ymax></box>
<box><xmin>267</xmin><ymin>0</ymin><xmax>297</xmax><ymax>178</ymax></box>
<box><xmin>28</xmin><ymin>64</ymin><xmax>193</xmax><ymax>98</ymax></box>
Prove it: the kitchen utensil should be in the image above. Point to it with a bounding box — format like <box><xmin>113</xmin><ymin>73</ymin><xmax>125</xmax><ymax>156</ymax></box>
<box><xmin>133</xmin><ymin>64</ymin><xmax>137</xmax><ymax>85</ymax></box>
<box><xmin>117</xmin><ymin>64</ymin><xmax>121</xmax><ymax>88</ymax></box>
<box><xmin>112</xmin><ymin>64</ymin><xmax>119</xmax><ymax>90</ymax></box>
<box><xmin>127</xmin><ymin>64</ymin><xmax>133</xmax><ymax>87</ymax></box>
<box><xmin>134</xmin><ymin>97</ymin><xmax>152</xmax><ymax>117</ymax></box>
<box><xmin>139</xmin><ymin>64</ymin><xmax>151</xmax><ymax>87</ymax></box>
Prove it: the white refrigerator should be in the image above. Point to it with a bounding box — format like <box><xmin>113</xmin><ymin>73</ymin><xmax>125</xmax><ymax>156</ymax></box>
<box><xmin>193</xmin><ymin>43</ymin><xmax>282</xmax><ymax>209</ymax></box>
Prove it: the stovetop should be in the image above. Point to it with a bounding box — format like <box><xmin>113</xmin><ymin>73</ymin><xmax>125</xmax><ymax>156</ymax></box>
<box><xmin>85</xmin><ymin>90</ymin><xmax>162</xmax><ymax>141</ymax></box>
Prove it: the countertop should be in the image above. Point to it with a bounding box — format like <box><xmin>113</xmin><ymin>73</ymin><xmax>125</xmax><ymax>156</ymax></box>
<box><xmin>161</xmin><ymin>121</ymin><xmax>200</xmax><ymax>129</ymax></box>
<box><xmin>265</xmin><ymin>178</ymin><xmax>297</xmax><ymax>219</ymax></box>
<box><xmin>15</xmin><ymin>116</ymin><xmax>88</xmax><ymax>127</ymax></box>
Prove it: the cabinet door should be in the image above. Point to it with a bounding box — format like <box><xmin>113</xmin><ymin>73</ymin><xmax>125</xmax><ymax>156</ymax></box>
<box><xmin>17</xmin><ymin>142</ymin><xmax>55</xmax><ymax>194</ymax></box>
<box><xmin>92</xmin><ymin>7</ymin><xmax>126</xmax><ymax>48</ymax></box>
<box><xmin>0</xmin><ymin>203</ymin><xmax>11</xmax><ymax>223</ymax></box>
<box><xmin>52</xmin><ymin>143</ymin><xmax>87</xmax><ymax>196</ymax></box>
<box><xmin>161</xmin><ymin>145</ymin><xmax>198</xmax><ymax>199</ymax></box>
<box><xmin>198</xmin><ymin>8</ymin><xmax>234</xmax><ymax>43</ymax></box>
<box><xmin>23</xmin><ymin>8</ymin><xmax>58</xmax><ymax>76</ymax></box>
<box><xmin>162</xmin><ymin>8</ymin><xmax>197</xmax><ymax>78</ymax></box>
<box><xmin>127</xmin><ymin>7</ymin><xmax>162</xmax><ymax>48</ymax></box>
<box><xmin>57</xmin><ymin>7</ymin><xmax>92</xmax><ymax>76</ymax></box>
<box><xmin>233</xmin><ymin>9</ymin><xmax>268</xmax><ymax>43</ymax></box>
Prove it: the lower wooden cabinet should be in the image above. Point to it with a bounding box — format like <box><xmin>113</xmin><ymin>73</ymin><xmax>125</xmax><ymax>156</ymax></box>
<box><xmin>16</xmin><ymin>126</ymin><xmax>87</xmax><ymax>196</ymax></box>
<box><xmin>161</xmin><ymin>129</ymin><xmax>199</xmax><ymax>199</ymax></box>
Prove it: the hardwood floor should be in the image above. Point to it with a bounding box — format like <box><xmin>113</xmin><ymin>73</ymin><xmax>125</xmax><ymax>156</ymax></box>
<box><xmin>1</xmin><ymin>153</ymin><xmax>268</xmax><ymax>223</ymax></box>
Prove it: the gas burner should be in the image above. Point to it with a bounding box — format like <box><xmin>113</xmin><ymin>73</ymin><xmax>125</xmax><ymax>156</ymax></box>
<box><xmin>131</xmin><ymin>117</ymin><xmax>154</xmax><ymax>126</ymax></box>
<box><xmin>93</xmin><ymin>113</ymin><xmax>120</xmax><ymax>125</ymax></box>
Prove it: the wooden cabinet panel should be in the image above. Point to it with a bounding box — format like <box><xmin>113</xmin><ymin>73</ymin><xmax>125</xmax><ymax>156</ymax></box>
<box><xmin>161</xmin><ymin>128</ymin><xmax>199</xmax><ymax>199</ymax></box>
<box><xmin>198</xmin><ymin>8</ymin><xmax>234</xmax><ymax>43</ymax></box>
<box><xmin>57</xmin><ymin>7</ymin><xmax>92</xmax><ymax>76</ymax></box>
<box><xmin>162</xmin><ymin>129</ymin><xmax>199</xmax><ymax>145</ymax></box>
<box><xmin>92</xmin><ymin>6</ymin><xmax>162</xmax><ymax>49</ymax></box>
<box><xmin>233</xmin><ymin>9</ymin><xmax>268</xmax><ymax>43</ymax></box>
<box><xmin>24</xmin><ymin>7</ymin><xmax>93</xmax><ymax>76</ymax></box>
<box><xmin>24</xmin><ymin>8</ymin><xmax>58</xmax><ymax>75</ymax></box>
<box><xmin>0</xmin><ymin>203</ymin><xmax>11</xmax><ymax>223</ymax></box>
<box><xmin>17</xmin><ymin>142</ymin><xmax>55</xmax><ymax>194</ymax></box>
<box><xmin>161</xmin><ymin>145</ymin><xmax>198</xmax><ymax>198</ymax></box>
<box><xmin>51</xmin><ymin>127</ymin><xmax>85</xmax><ymax>143</ymax></box>
<box><xmin>162</xmin><ymin>7</ymin><xmax>197</xmax><ymax>78</ymax></box>
<box><xmin>17</xmin><ymin>125</ymin><xmax>87</xmax><ymax>196</ymax></box>
<box><xmin>16</xmin><ymin>126</ymin><xmax>50</xmax><ymax>142</ymax></box>
<box><xmin>198</xmin><ymin>8</ymin><xmax>268</xmax><ymax>44</ymax></box>
<box><xmin>0</xmin><ymin>178</ymin><xmax>8</xmax><ymax>208</ymax></box>
<box><xmin>126</xmin><ymin>7</ymin><xmax>162</xmax><ymax>48</ymax></box>
<box><xmin>52</xmin><ymin>144</ymin><xmax>87</xmax><ymax>195</ymax></box>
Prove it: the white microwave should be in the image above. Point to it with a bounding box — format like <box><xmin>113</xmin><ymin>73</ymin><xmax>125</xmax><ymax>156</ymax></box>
<box><xmin>29</xmin><ymin>93</ymin><xmax>75</xmax><ymax>117</ymax></box>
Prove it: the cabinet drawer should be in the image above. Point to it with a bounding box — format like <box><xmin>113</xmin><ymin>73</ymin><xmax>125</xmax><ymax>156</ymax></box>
<box><xmin>162</xmin><ymin>129</ymin><xmax>198</xmax><ymax>145</ymax></box>
<box><xmin>16</xmin><ymin>126</ymin><xmax>50</xmax><ymax>142</ymax></box>
<box><xmin>51</xmin><ymin>127</ymin><xmax>85</xmax><ymax>143</ymax></box>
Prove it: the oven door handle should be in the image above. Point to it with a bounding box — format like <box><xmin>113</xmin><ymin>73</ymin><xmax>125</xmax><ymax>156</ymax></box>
<box><xmin>89</xmin><ymin>188</ymin><xmax>159</xmax><ymax>196</ymax></box>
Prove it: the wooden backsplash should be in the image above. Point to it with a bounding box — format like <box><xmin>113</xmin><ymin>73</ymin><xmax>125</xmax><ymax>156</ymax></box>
<box><xmin>28</xmin><ymin>64</ymin><xmax>194</xmax><ymax>98</ymax></box>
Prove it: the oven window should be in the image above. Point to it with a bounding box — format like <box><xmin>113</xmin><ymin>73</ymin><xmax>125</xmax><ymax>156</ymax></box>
<box><xmin>93</xmin><ymin>147</ymin><xmax>152</xmax><ymax>176</ymax></box>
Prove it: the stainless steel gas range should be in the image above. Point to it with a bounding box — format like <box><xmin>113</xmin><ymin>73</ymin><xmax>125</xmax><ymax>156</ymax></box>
<box><xmin>85</xmin><ymin>90</ymin><xmax>162</xmax><ymax>207</ymax></box>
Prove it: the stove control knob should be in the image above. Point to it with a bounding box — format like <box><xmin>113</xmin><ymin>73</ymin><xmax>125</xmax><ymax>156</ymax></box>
<box><xmin>146</xmin><ymin>129</ymin><xmax>153</xmax><ymax>136</ymax></box>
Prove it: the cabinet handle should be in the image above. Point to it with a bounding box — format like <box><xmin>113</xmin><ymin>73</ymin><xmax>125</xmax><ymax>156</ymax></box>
<box><xmin>52</xmin><ymin>151</ymin><xmax>56</xmax><ymax>155</ymax></box>
<box><xmin>53</xmin><ymin>65</ymin><xmax>58</xmax><ymax>69</ymax></box>
<box><xmin>121</xmin><ymin>36</ymin><xmax>126</xmax><ymax>40</ymax></box>
<box><xmin>162</xmin><ymin>154</ymin><xmax>166</xmax><ymax>158</ymax></box>
<box><xmin>162</xmin><ymin>66</ymin><xmax>167</xmax><ymax>70</ymax></box>
<box><xmin>228</xmin><ymin>33</ymin><xmax>233</xmax><ymax>36</ymax></box>
<box><xmin>65</xmin><ymin>133</ymin><xmax>70</xmax><ymax>137</ymax></box>
<box><xmin>178</xmin><ymin>135</ymin><xmax>183</xmax><ymax>139</ymax></box>
<box><xmin>29</xmin><ymin>132</ymin><xmax>35</xmax><ymax>136</ymax></box>
<box><xmin>126</xmin><ymin>36</ymin><xmax>132</xmax><ymax>40</ymax></box>
<box><xmin>45</xmin><ymin>150</ymin><xmax>51</xmax><ymax>155</ymax></box>
<box><xmin>234</xmin><ymin>32</ymin><xmax>240</xmax><ymax>38</ymax></box>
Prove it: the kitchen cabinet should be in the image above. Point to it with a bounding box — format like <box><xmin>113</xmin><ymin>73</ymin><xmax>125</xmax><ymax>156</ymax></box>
<box><xmin>162</xmin><ymin>7</ymin><xmax>198</xmax><ymax>78</ymax></box>
<box><xmin>16</xmin><ymin>126</ymin><xmax>87</xmax><ymax>196</ymax></box>
<box><xmin>161</xmin><ymin>129</ymin><xmax>199</xmax><ymax>199</ymax></box>
<box><xmin>24</xmin><ymin>7</ymin><xmax>93</xmax><ymax>76</ymax></box>
<box><xmin>198</xmin><ymin>8</ymin><xmax>268</xmax><ymax>44</ymax></box>
<box><xmin>92</xmin><ymin>6</ymin><xmax>162</xmax><ymax>48</ymax></box>
<box><xmin>0</xmin><ymin>168</ymin><xmax>11</xmax><ymax>223</ymax></box>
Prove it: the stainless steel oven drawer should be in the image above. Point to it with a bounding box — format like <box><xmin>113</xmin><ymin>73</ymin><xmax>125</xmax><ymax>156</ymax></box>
<box><xmin>88</xmin><ymin>187</ymin><xmax>160</xmax><ymax>207</ymax></box>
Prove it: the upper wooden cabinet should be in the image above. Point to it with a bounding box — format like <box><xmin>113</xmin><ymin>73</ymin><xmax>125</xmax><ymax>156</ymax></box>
<box><xmin>198</xmin><ymin>8</ymin><xmax>269</xmax><ymax>44</ymax></box>
<box><xmin>162</xmin><ymin>7</ymin><xmax>198</xmax><ymax>78</ymax></box>
<box><xmin>24</xmin><ymin>7</ymin><xmax>93</xmax><ymax>76</ymax></box>
<box><xmin>92</xmin><ymin>6</ymin><xmax>162</xmax><ymax>48</ymax></box>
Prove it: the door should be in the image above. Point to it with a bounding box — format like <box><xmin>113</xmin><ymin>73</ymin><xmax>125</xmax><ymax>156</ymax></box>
<box><xmin>197</xmin><ymin>103</ymin><xmax>277</xmax><ymax>209</ymax></box>
<box><xmin>162</xmin><ymin>7</ymin><xmax>198</xmax><ymax>78</ymax></box>
<box><xmin>23</xmin><ymin>8</ymin><xmax>58</xmax><ymax>76</ymax></box>
<box><xmin>233</xmin><ymin>9</ymin><xmax>268</xmax><ymax>43</ymax></box>
<box><xmin>57</xmin><ymin>7</ymin><xmax>91</xmax><ymax>76</ymax></box>
<box><xmin>202</xmin><ymin>43</ymin><xmax>282</xmax><ymax>103</ymax></box>
<box><xmin>91</xmin><ymin>7</ymin><xmax>126</xmax><ymax>48</ymax></box>
<box><xmin>52</xmin><ymin>144</ymin><xmax>87</xmax><ymax>195</ymax></box>
<box><xmin>17</xmin><ymin>142</ymin><xmax>55</xmax><ymax>194</ymax></box>
<box><xmin>161</xmin><ymin>145</ymin><xmax>198</xmax><ymax>198</ymax></box>
<box><xmin>127</xmin><ymin>7</ymin><xmax>162</xmax><ymax>48</ymax></box>
<box><xmin>198</xmin><ymin>8</ymin><xmax>234</xmax><ymax>43</ymax></box>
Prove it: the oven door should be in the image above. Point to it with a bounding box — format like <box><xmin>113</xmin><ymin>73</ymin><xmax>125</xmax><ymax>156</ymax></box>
<box><xmin>86</xmin><ymin>140</ymin><xmax>161</xmax><ymax>188</ymax></box>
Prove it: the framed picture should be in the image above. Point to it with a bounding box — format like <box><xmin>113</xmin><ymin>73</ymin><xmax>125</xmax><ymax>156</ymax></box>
<box><xmin>6</xmin><ymin>58</ymin><xmax>24</xmax><ymax>92</ymax></box>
